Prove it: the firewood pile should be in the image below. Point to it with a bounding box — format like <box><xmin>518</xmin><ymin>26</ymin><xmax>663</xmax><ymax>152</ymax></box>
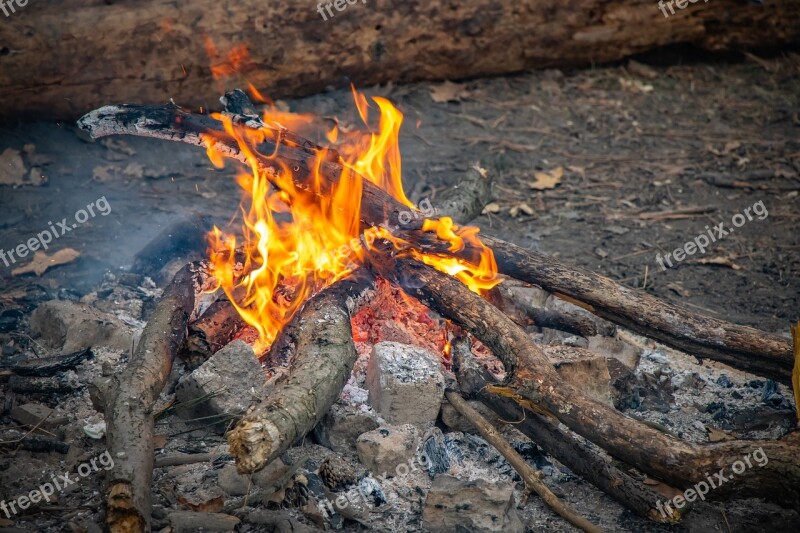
<box><xmin>25</xmin><ymin>88</ymin><xmax>790</xmax><ymax>532</ymax></box>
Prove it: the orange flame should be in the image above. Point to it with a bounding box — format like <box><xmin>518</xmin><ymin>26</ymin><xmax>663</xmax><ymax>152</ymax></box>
<box><xmin>207</xmin><ymin>89</ymin><xmax>498</xmax><ymax>352</ymax></box>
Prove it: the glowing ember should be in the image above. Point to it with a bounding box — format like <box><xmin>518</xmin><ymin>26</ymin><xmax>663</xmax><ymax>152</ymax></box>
<box><xmin>206</xmin><ymin>87</ymin><xmax>498</xmax><ymax>352</ymax></box>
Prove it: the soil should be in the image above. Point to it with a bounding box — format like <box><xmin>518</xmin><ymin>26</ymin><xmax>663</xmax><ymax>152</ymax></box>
<box><xmin>0</xmin><ymin>51</ymin><xmax>798</xmax><ymax>533</ymax></box>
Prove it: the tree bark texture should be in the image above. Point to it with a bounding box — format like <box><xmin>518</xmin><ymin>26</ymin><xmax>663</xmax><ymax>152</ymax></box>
<box><xmin>3</xmin><ymin>0</ymin><xmax>799</xmax><ymax>118</ymax></box>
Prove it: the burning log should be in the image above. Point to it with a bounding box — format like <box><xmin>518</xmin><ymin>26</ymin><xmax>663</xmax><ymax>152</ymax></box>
<box><xmin>4</xmin><ymin>0</ymin><xmax>800</xmax><ymax>118</ymax></box>
<box><xmin>92</xmin><ymin>263</ymin><xmax>203</xmax><ymax>533</ymax></box>
<box><xmin>228</xmin><ymin>270</ymin><xmax>376</xmax><ymax>473</ymax></box>
<box><xmin>382</xmin><ymin>258</ymin><xmax>800</xmax><ymax>506</ymax></box>
<box><xmin>434</xmin><ymin>164</ymin><xmax>493</xmax><ymax>225</ymax></box>
<box><xmin>451</xmin><ymin>337</ymin><xmax>679</xmax><ymax>522</ymax></box>
<box><xmin>77</xmin><ymin>96</ymin><xmax>793</xmax><ymax>381</ymax></box>
<box><xmin>181</xmin><ymin>298</ymin><xmax>244</xmax><ymax>364</ymax></box>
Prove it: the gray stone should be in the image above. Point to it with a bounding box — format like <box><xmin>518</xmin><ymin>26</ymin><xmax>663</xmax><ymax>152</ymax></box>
<box><xmin>252</xmin><ymin>458</ymin><xmax>290</xmax><ymax>492</ymax></box>
<box><xmin>10</xmin><ymin>402</ymin><xmax>67</xmax><ymax>430</ymax></box>
<box><xmin>30</xmin><ymin>300</ymin><xmax>133</xmax><ymax>353</ymax></box>
<box><xmin>217</xmin><ymin>464</ymin><xmax>251</xmax><ymax>496</ymax></box>
<box><xmin>356</xmin><ymin>424</ymin><xmax>419</xmax><ymax>477</ymax></box>
<box><xmin>175</xmin><ymin>340</ymin><xmax>268</xmax><ymax>433</ymax></box>
<box><xmin>314</xmin><ymin>402</ymin><xmax>379</xmax><ymax>453</ymax></box>
<box><xmin>422</xmin><ymin>475</ymin><xmax>523</xmax><ymax>533</ymax></box>
<box><xmin>168</xmin><ymin>511</ymin><xmax>240</xmax><ymax>532</ymax></box>
<box><xmin>365</xmin><ymin>342</ymin><xmax>444</xmax><ymax>427</ymax></box>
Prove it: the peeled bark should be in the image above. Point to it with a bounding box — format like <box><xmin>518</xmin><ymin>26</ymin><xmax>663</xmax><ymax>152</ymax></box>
<box><xmin>2</xmin><ymin>0</ymin><xmax>799</xmax><ymax>118</ymax></box>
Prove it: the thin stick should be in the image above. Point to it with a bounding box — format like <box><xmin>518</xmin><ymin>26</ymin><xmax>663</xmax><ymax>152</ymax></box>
<box><xmin>444</xmin><ymin>390</ymin><xmax>605</xmax><ymax>533</ymax></box>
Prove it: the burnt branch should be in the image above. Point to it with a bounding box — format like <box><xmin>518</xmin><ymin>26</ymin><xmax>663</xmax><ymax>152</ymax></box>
<box><xmin>227</xmin><ymin>270</ymin><xmax>376</xmax><ymax>473</ymax></box>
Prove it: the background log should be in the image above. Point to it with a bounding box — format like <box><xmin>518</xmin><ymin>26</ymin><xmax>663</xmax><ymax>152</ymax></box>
<box><xmin>3</xmin><ymin>0</ymin><xmax>799</xmax><ymax>118</ymax></box>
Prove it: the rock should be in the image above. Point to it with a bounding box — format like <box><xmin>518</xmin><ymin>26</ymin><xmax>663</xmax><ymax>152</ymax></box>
<box><xmin>30</xmin><ymin>300</ymin><xmax>133</xmax><ymax>353</ymax></box>
<box><xmin>543</xmin><ymin>346</ymin><xmax>614</xmax><ymax>406</ymax></box>
<box><xmin>252</xmin><ymin>458</ymin><xmax>290</xmax><ymax>493</ymax></box>
<box><xmin>716</xmin><ymin>374</ymin><xmax>733</xmax><ymax>388</ymax></box>
<box><xmin>422</xmin><ymin>475</ymin><xmax>523</xmax><ymax>533</ymax></box>
<box><xmin>175</xmin><ymin>340</ymin><xmax>268</xmax><ymax>433</ymax></box>
<box><xmin>314</xmin><ymin>402</ymin><xmax>379</xmax><ymax>453</ymax></box>
<box><xmin>167</xmin><ymin>511</ymin><xmax>240</xmax><ymax>532</ymax></box>
<box><xmin>356</xmin><ymin>424</ymin><xmax>419</xmax><ymax>477</ymax></box>
<box><xmin>365</xmin><ymin>342</ymin><xmax>445</xmax><ymax>427</ymax></box>
<box><xmin>217</xmin><ymin>464</ymin><xmax>251</xmax><ymax>497</ymax></box>
<box><xmin>10</xmin><ymin>402</ymin><xmax>65</xmax><ymax>430</ymax></box>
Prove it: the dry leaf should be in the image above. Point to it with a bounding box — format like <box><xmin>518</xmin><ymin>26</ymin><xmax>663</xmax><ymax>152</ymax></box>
<box><xmin>530</xmin><ymin>166</ymin><xmax>564</xmax><ymax>190</ymax></box>
<box><xmin>101</xmin><ymin>137</ymin><xmax>137</xmax><ymax>157</ymax></box>
<box><xmin>509</xmin><ymin>203</ymin><xmax>534</xmax><ymax>218</ymax></box>
<box><xmin>0</xmin><ymin>148</ymin><xmax>31</xmax><ymax>186</ymax></box>
<box><xmin>482</xmin><ymin>202</ymin><xmax>501</xmax><ymax>215</ymax></box>
<box><xmin>707</xmin><ymin>427</ymin><xmax>735</xmax><ymax>443</ymax></box>
<box><xmin>177</xmin><ymin>495</ymin><xmax>224</xmax><ymax>513</ymax></box>
<box><xmin>695</xmin><ymin>256</ymin><xmax>741</xmax><ymax>270</ymax></box>
<box><xmin>429</xmin><ymin>81</ymin><xmax>470</xmax><ymax>103</ymax></box>
<box><xmin>12</xmin><ymin>248</ymin><xmax>81</xmax><ymax>277</ymax></box>
<box><xmin>92</xmin><ymin>165</ymin><xmax>118</xmax><ymax>183</ymax></box>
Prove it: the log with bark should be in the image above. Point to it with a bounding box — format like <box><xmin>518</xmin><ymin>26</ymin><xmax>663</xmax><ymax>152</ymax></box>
<box><xmin>227</xmin><ymin>270</ymin><xmax>376</xmax><ymax>473</ymax></box>
<box><xmin>3</xmin><ymin>1</ymin><xmax>800</xmax><ymax>118</ymax></box>
<box><xmin>381</xmin><ymin>258</ymin><xmax>800</xmax><ymax>506</ymax></box>
<box><xmin>78</xmin><ymin>97</ymin><xmax>794</xmax><ymax>381</ymax></box>
<box><xmin>91</xmin><ymin>263</ymin><xmax>204</xmax><ymax>533</ymax></box>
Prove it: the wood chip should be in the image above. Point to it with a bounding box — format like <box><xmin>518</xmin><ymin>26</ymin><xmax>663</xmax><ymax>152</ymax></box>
<box><xmin>694</xmin><ymin>256</ymin><xmax>742</xmax><ymax>270</ymax></box>
<box><xmin>707</xmin><ymin>427</ymin><xmax>735</xmax><ymax>443</ymax></box>
<box><xmin>509</xmin><ymin>203</ymin><xmax>534</xmax><ymax>218</ymax></box>
<box><xmin>0</xmin><ymin>148</ymin><xmax>32</xmax><ymax>186</ymax></box>
<box><xmin>11</xmin><ymin>248</ymin><xmax>81</xmax><ymax>277</ymax></box>
<box><xmin>482</xmin><ymin>202</ymin><xmax>501</xmax><ymax>215</ymax></box>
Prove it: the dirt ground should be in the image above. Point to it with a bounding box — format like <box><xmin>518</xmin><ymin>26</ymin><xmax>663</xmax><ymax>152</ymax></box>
<box><xmin>0</xmin><ymin>50</ymin><xmax>798</xmax><ymax>532</ymax></box>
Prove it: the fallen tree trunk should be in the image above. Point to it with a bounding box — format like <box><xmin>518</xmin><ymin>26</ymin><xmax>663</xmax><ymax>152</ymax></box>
<box><xmin>228</xmin><ymin>271</ymin><xmax>375</xmax><ymax>473</ymax></box>
<box><xmin>91</xmin><ymin>263</ymin><xmax>203</xmax><ymax>533</ymax></box>
<box><xmin>3</xmin><ymin>0</ymin><xmax>800</xmax><ymax>118</ymax></box>
<box><xmin>78</xmin><ymin>99</ymin><xmax>794</xmax><ymax>381</ymax></box>
<box><xmin>382</xmin><ymin>258</ymin><xmax>800</xmax><ymax>506</ymax></box>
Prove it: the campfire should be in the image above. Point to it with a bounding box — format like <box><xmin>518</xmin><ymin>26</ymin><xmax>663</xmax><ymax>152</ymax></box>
<box><xmin>76</xmin><ymin>88</ymin><xmax>799</xmax><ymax>533</ymax></box>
